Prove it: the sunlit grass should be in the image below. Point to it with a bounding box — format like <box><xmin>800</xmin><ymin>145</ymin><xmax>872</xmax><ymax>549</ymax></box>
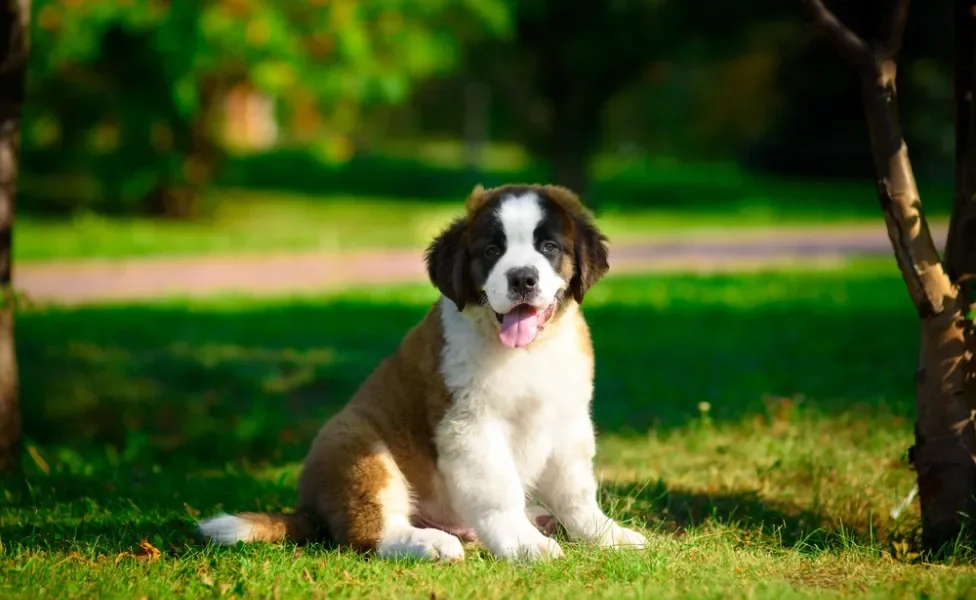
<box><xmin>2</xmin><ymin>259</ymin><xmax>974</xmax><ymax>598</ymax></box>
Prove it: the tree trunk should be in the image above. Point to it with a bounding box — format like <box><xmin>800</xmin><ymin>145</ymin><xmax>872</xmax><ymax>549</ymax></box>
<box><xmin>550</xmin><ymin>142</ymin><xmax>590</xmax><ymax>198</ymax></box>
<box><xmin>946</xmin><ymin>0</ymin><xmax>976</xmax><ymax>295</ymax></box>
<box><xmin>143</xmin><ymin>76</ymin><xmax>224</xmax><ymax>220</ymax></box>
<box><xmin>0</xmin><ymin>0</ymin><xmax>29</xmax><ymax>472</ymax></box>
<box><xmin>936</xmin><ymin>0</ymin><xmax>976</xmax><ymax>550</ymax></box>
<box><xmin>463</xmin><ymin>78</ymin><xmax>489</xmax><ymax>175</ymax></box>
<box><xmin>800</xmin><ymin>0</ymin><xmax>976</xmax><ymax>554</ymax></box>
<box><xmin>546</xmin><ymin>98</ymin><xmax>601</xmax><ymax>196</ymax></box>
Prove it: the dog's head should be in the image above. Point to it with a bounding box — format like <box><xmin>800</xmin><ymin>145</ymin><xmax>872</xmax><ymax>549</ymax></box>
<box><xmin>424</xmin><ymin>184</ymin><xmax>609</xmax><ymax>348</ymax></box>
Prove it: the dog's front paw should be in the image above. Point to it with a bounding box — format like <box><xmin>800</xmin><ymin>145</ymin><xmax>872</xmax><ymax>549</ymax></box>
<box><xmin>599</xmin><ymin>525</ymin><xmax>647</xmax><ymax>550</ymax></box>
<box><xmin>498</xmin><ymin>535</ymin><xmax>564</xmax><ymax>562</ymax></box>
<box><xmin>489</xmin><ymin>525</ymin><xmax>565</xmax><ymax>562</ymax></box>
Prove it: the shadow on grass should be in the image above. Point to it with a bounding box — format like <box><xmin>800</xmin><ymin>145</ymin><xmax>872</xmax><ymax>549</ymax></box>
<box><xmin>605</xmin><ymin>480</ymin><xmax>888</xmax><ymax>553</ymax></box>
<box><xmin>0</xmin><ymin>469</ymin><xmax>305</xmax><ymax>555</ymax></box>
<box><xmin>0</xmin><ymin>475</ymin><xmax>890</xmax><ymax>555</ymax></box>
<box><xmin>1</xmin><ymin>269</ymin><xmax>923</xmax><ymax>554</ymax></box>
<box><xmin>14</xmin><ymin>271</ymin><xmax>918</xmax><ymax>466</ymax></box>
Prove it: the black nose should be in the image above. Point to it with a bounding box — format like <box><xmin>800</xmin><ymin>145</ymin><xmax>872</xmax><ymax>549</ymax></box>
<box><xmin>507</xmin><ymin>267</ymin><xmax>539</xmax><ymax>297</ymax></box>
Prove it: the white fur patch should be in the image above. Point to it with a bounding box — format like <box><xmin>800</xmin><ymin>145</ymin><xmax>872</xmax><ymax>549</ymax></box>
<box><xmin>376</xmin><ymin>523</ymin><xmax>466</xmax><ymax>562</ymax></box>
<box><xmin>375</xmin><ymin>447</ymin><xmax>467</xmax><ymax>562</ymax></box>
<box><xmin>430</xmin><ymin>228</ymin><xmax>650</xmax><ymax>559</ymax></box>
<box><xmin>433</xmin><ymin>296</ymin><xmax>605</xmax><ymax>561</ymax></box>
<box><xmin>483</xmin><ymin>192</ymin><xmax>566</xmax><ymax>315</ymax></box>
<box><xmin>197</xmin><ymin>514</ymin><xmax>256</xmax><ymax>545</ymax></box>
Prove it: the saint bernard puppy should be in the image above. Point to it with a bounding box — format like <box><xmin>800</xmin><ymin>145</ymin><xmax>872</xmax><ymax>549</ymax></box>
<box><xmin>197</xmin><ymin>183</ymin><xmax>647</xmax><ymax>562</ymax></box>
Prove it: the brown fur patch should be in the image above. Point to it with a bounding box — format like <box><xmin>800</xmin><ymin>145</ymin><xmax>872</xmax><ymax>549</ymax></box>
<box><xmin>467</xmin><ymin>183</ymin><xmax>591</xmax><ymax>221</ymax></box>
<box><xmin>540</xmin><ymin>187</ymin><xmax>609</xmax><ymax>304</ymax></box>
<box><xmin>230</xmin><ymin>511</ymin><xmax>319</xmax><ymax>543</ymax></box>
<box><xmin>535</xmin><ymin>184</ymin><xmax>591</xmax><ymax>219</ymax></box>
<box><xmin>424</xmin><ymin>218</ymin><xmax>475</xmax><ymax>311</ymax></box>
<box><xmin>294</xmin><ymin>303</ymin><xmax>452</xmax><ymax>549</ymax></box>
<box><xmin>464</xmin><ymin>184</ymin><xmax>489</xmax><ymax>214</ymax></box>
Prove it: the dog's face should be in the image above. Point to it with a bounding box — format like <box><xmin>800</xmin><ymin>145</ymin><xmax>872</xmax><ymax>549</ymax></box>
<box><xmin>425</xmin><ymin>184</ymin><xmax>609</xmax><ymax>348</ymax></box>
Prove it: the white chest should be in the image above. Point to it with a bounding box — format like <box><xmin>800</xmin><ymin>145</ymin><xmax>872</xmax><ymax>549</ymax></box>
<box><xmin>436</xmin><ymin>299</ymin><xmax>593</xmax><ymax>486</ymax></box>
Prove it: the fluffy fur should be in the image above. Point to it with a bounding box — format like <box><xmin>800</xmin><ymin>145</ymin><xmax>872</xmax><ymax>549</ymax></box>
<box><xmin>197</xmin><ymin>183</ymin><xmax>647</xmax><ymax>562</ymax></box>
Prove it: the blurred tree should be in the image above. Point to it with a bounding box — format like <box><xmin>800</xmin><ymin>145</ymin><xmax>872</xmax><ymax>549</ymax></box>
<box><xmin>0</xmin><ymin>0</ymin><xmax>29</xmax><ymax>473</ymax></box>
<box><xmin>462</xmin><ymin>0</ymin><xmax>670</xmax><ymax>194</ymax></box>
<box><xmin>747</xmin><ymin>0</ymin><xmax>951</xmax><ymax>179</ymax></box>
<box><xmin>21</xmin><ymin>0</ymin><xmax>510</xmax><ymax>217</ymax></box>
<box><xmin>799</xmin><ymin>0</ymin><xmax>975</xmax><ymax>555</ymax></box>
<box><xmin>462</xmin><ymin>0</ymin><xmax>793</xmax><ymax>194</ymax></box>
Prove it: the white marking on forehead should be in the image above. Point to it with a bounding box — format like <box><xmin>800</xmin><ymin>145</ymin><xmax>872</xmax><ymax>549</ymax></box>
<box><xmin>497</xmin><ymin>192</ymin><xmax>543</xmax><ymax>245</ymax></box>
<box><xmin>481</xmin><ymin>191</ymin><xmax>565</xmax><ymax>314</ymax></box>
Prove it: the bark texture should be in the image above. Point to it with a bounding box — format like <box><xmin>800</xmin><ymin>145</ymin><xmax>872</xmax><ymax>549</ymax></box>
<box><xmin>0</xmin><ymin>0</ymin><xmax>29</xmax><ymax>472</ymax></box>
<box><xmin>800</xmin><ymin>0</ymin><xmax>976</xmax><ymax>554</ymax></box>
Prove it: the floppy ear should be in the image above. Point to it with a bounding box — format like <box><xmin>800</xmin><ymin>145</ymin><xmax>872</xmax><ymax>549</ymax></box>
<box><xmin>424</xmin><ymin>217</ymin><xmax>473</xmax><ymax>311</ymax></box>
<box><xmin>570</xmin><ymin>213</ymin><xmax>610</xmax><ymax>305</ymax></box>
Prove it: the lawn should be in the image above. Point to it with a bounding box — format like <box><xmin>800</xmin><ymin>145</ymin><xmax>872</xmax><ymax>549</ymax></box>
<box><xmin>15</xmin><ymin>167</ymin><xmax>953</xmax><ymax>263</ymax></box>
<box><xmin>2</xmin><ymin>260</ymin><xmax>975</xmax><ymax>598</ymax></box>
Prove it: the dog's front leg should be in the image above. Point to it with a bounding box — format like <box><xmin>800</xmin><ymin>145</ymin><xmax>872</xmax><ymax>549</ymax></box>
<box><xmin>436</xmin><ymin>418</ymin><xmax>564</xmax><ymax>562</ymax></box>
<box><xmin>536</xmin><ymin>427</ymin><xmax>647</xmax><ymax>550</ymax></box>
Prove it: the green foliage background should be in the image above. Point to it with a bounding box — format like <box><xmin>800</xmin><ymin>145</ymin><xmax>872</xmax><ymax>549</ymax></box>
<box><xmin>17</xmin><ymin>0</ymin><xmax>953</xmax><ymax>216</ymax></box>
<box><xmin>21</xmin><ymin>0</ymin><xmax>510</xmax><ymax>214</ymax></box>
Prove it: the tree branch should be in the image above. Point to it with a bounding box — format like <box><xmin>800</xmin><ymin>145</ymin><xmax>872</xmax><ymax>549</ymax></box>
<box><xmin>798</xmin><ymin>0</ymin><xmax>876</xmax><ymax>74</ymax></box>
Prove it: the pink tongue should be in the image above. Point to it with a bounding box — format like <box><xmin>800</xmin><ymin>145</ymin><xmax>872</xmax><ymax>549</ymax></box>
<box><xmin>499</xmin><ymin>305</ymin><xmax>540</xmax><ymax>348</ymax></box>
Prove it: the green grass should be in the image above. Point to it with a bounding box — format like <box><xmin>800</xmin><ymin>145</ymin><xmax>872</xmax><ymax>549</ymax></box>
<box><xmin>3</xmin><ymin>260</ymin><xmax>975</xmax><ymax>598</ymax></box>
<box><xmin>16</xmin><ymin>162</ymin><xmax>953</xmax><ymax>263</ymax></box>
<box><xmin>16</xmin><ymin>189</ymin><xmax>461</xmax><ymax>263</ymax></box>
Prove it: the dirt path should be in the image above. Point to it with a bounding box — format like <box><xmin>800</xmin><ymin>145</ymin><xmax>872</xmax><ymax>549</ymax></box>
<box><xmin>17</xmin><ymin>223</ymin><xmax>947</xmax><ymax>305</ymax></box>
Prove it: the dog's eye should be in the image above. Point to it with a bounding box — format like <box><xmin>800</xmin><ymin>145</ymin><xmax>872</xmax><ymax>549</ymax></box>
<box><xmin>484</xmin><ymin>245</ymin><xmax>500</xmax><ymax>258</ymax></box>
<box><xmin>541</xmin><ymin>241</ymin><xmax>559</xmax><ymax>255</ymax></box>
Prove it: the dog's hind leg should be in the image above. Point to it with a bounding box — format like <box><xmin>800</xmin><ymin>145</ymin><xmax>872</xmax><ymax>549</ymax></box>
<box><xmin>376</xmin><ymin>453</ymin><xmax>464</xmax><ymax>561</ymax></box>
<box><xmin>300</xmin><ymin>435</ymin><xmax>465</xmax><ymax>562</ymax></box>
<box><xmin>372</xmin><ymin>452</ymin><xmax>466</xmax><ymax>562</ymax></box>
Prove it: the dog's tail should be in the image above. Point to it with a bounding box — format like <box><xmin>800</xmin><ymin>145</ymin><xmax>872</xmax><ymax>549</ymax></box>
<box><xmin>197</xmin><ymin>510</ymin><xmax>319</xmax><ymax>545</ymax></box>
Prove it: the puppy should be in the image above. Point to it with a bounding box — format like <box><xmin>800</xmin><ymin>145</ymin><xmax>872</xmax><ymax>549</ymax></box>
<box><xmin>197</xmin><ymin>183</ymin><xmax>647</xmax><ymax>561</ymax></box>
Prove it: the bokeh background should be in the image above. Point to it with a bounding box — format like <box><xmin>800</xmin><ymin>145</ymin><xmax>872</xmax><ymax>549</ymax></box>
<box><xmin>16</xmin><ymin>0</ymin><xmax>953</xmax><ymax>235</ymax></box>
<box><xmin>3</xmin><ymin>1</ymin><xmax>972</xmax><ymax>596</ymax></box>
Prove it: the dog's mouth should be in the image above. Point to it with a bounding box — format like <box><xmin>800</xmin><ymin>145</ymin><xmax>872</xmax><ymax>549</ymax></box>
<box><xmin>494</xmin><ymin>302</ymin><xmax>556</xmax><ymax>348</ymax></box>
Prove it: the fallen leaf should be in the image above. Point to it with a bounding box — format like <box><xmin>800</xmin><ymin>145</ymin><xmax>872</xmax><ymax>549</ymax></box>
<box><xmin>27</xmin><ymin>446</ymin><xmax>50</xmax><ymax>475</ymax></box>
<box><xmin>135</xmin><ymin>539</ymin><xmax>162</xmax><ymax>560</ymax></box>
<box><xmin>65</xmin><ymin>552</ymin><xmax>94</xmax><ymax>565</ymax></box>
